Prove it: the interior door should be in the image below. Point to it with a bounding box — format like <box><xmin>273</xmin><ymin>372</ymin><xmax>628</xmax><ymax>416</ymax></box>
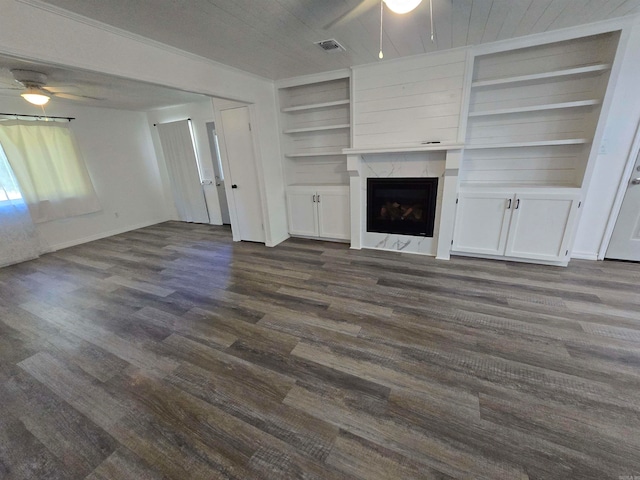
<box><xmin>452</xmin><ymin>191</ymin><xmax>513</xmax><ymax>256</ymax></box>
<box><xmin>206</xmin><ymin>122</ymin><xmax>230</xmax><ymax>224</ymax></box>
<box><xmin>505</xmin><ymin>191</ymin><xmax>580</xmax><ymax>262</ymax></box>
<box><xmin>317</xmin><ymin>186</ymin><xmax>350</xmax><ymax>240</ymax></box>
<box><xmin>607</xmin><ymin>152</ymin><xmax>640</xmax><ymax>261</ymax></box>
<box><xmin>219</xmin><ymin>107</ymin><xmax>264</xmax><ymax>242</ymax></box>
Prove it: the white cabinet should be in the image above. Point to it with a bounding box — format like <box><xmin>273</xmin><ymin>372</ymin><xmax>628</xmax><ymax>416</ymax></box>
<box><xmin>505</xmin><ymin>191</ymin><xmax>581</xmax><ymax>262</ymax></box>
<box><xmin>452</xmin><ymin>191</ymin><xmax>512</xmax><ymax>256</ymax></box>
<box><xmin>287</xmin><ymin>186</ymin><xmax>350</xmax><ymax>241</ymax></box>
<box><xmin>453</xmin><ymin>189</ymin><xmax>581</xmax><ymax>263</ymax></box>
<box><xmin>286</xmin><ymin>190</ymin><xmax>318</xmax><ymax>237</ymax></box>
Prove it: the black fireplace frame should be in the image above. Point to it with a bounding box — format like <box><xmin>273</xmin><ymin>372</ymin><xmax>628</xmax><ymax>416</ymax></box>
<box><xmin>367</xmin><ymin>177</ymin><xmax>438</xmax><ymax>237</ymax></box>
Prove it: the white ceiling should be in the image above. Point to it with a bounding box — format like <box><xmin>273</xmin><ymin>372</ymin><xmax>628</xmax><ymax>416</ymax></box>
<box><xmin>0</xmin><ymin>54</ymin><xmax>210</xmax><ymax>111</ymax></box>
<box><xmin>2</xmin><ymin>0</ymin><xmax>638</xmax><ymax>110</ymax></box>
<box><xmin>36</xmin><ymin>0</ymin><xmax>640</xmax><ymax>80</ymax></box>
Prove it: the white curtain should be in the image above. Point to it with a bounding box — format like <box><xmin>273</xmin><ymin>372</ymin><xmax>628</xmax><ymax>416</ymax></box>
<box><xmin>0</xmin><ymin>120</ymin><xmax>101</xmax><ymax>223</ymax></box>
<box><xmin>157</xmin><ymin>120</ymin><xmax>209</xmax><ymax>223</ymax></box>
<box><xmin>0</xmin><ymin>144</ymin><xmax>40</xmax><ymax>268</ymax></box>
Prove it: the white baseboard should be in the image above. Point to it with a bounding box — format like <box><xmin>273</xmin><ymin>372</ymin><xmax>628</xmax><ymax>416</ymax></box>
<box><xmin>47</xmin><ymin>219</ymin><xmax>168</xmax><ymax>252</ymax></box>
<box><xmin>266</xmin><ymin>232</ymin><xmax>290</xmax><ymax>248</ymax></box>
<box><xmin>571</xmin><ymin>251</ymin><xmax>599</xmax><ymax>261</ymax></box>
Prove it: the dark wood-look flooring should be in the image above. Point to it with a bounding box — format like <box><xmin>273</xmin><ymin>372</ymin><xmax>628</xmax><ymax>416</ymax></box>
<box><xmin>1</xmin><ymin>221</ymin><xmax>639</xmax><ymax>479</ymax></box>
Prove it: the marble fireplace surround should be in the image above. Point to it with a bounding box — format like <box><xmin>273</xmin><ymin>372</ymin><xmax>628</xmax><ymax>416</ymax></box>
<box><xmin>344</xmin><ymin>145</ymin><xmax>463</xmax><ymax>259</ymax></box>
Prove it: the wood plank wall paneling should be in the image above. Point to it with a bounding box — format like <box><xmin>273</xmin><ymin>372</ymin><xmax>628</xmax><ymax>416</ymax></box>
<box><xmin>287</xmin><ymin>157</ymin><xmax>349</xmax><ymax>185</ymax></box>
<box><xmin>352</xmin><ymin>50</ymin><xmax>467</xmax><ymax>148</ymax></box>
<box><xmin>460</xmin><ymin>144</ymin><xmax>585</xmax><ymax>186</ymax></box>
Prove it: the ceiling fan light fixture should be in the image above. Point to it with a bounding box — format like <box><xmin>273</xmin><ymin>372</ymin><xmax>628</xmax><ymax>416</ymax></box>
<box><xmin>383</xmin><ymin>0</ymin><xmax>422</xmax><ymax>14</ymax></box>
<box><xmin>21</xmin><ymin>87</ymin><xmax>50</xmax><ymax>105</ymax></box>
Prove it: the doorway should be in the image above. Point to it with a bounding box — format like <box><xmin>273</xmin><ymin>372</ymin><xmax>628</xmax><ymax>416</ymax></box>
<box><xmin>219</xmin><ymin>106</ymin><xmax>265</xmax><ymax>243</ymax></box>
<box><xmin>606</xmin><ymin>150</ymin><xmax>640</xmax><ymax>261</ymax></box>
<box><xmin>205</xmin><ymin>121</ymin><xmax>230</xmax><ymax>225</ymax></box>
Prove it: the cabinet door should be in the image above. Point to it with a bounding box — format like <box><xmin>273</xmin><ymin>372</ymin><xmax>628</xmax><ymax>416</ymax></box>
<box><xmin>505</xmin><ymin>191</ymin><xmax>581</xmax><ymax>262</ymax></box>
<box><xmin>286</xmin><ymin>189</ymin><xmax>319</xmax><ymax>237</ymax></box>
<box><xmin>317</xmin><ymin>186</ymin><xmax>350</xmax><ymax>240</ymax></box>
<box><xmin>452</xmin><ymin>191</ymin><xmax>513</xmax><ymax>256</ymax></box>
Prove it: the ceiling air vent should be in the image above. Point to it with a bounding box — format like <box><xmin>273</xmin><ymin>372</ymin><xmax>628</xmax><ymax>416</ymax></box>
<box><xmin>315</xmin><ymin>39</ymin><xmax>346</xmax><ymax>53</ymax></box>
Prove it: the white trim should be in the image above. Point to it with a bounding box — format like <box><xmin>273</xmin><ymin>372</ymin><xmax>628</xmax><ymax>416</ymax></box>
<box><xmin>451</xmin><ymin>251</ymin><xmax>569</xmax><ymax>267</ymax></box>
<box><xmin>46</xmin><ymin>219</ymin><xmax>168</xmax><ymax>252</ymax></box>
<box><xmin>457</xmin><ymin>49</ymin><xmax>474</xmax><ymax>145</ymax></box>
<box><xmin>14</xmin><ymin>0</ymin><xmax>271</xmax><ymax>84</ymax></box>
<box><xmin>598</xmin><ymin>120</ymin><xmax>640</xmax><ymax>259</ymax></box>
<box><xmin>266</xmin><ymin>232</ymin><xmax>290</xmax><ymax>247</ymax></box>
<box><xmin>247</xmin><ymin>103</ymin><xmax>271</xmax><ymax>246</ymax></box>
<box><xmin>571</xmin><ymin>251</ymin><xmax>599</xmax><ymax>261</ymax></box>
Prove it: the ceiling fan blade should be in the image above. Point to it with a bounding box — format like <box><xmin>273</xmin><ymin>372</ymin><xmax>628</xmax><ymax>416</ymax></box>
<box><xmin>324</xmin><ymin>0</ymin><xmax>379</xmax><ymax>29</ymax></box>
<box><xmin>43</xmin><ymin>85</ymin><xmax>81</xmax><ymax>94</ymax></box>
<box><xmin>52</xmin><ymin>92</ymin><xmax>104</xmax><ymax>102</ymax></box>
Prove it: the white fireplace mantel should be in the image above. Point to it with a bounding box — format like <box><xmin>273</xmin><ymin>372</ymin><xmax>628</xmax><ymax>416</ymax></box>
<box><xmin>344</xmin><ymin>144</ymin><xmax>463</xmax><ymax>260</ymax></box>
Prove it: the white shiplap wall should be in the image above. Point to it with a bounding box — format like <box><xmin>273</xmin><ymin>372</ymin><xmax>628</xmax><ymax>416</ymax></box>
<box><xmin>352</xmin><ymin>49</ymin><xmax>467</xmax><ymax>149</ymax></box>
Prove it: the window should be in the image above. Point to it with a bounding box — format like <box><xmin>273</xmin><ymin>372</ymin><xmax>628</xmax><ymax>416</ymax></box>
<box><xmin>0</xmin><ymin>121</ymin><xmax>100</xmax><ymax>222</ymax></box>
<box><xmin>0</xmin><ymin>144</ymin><xmax>23</xmax><ymax>203</ymax></box>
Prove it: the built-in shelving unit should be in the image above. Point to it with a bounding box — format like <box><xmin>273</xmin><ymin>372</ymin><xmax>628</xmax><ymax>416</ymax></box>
<box><xmin>453</xmin><ymin>31</ymin><xmax>621</xmax><ymax>265</ymax></box>
<box><xmin>277</xmin><ymin>73</ymin><xmax>351</xmax><ymax>186</ymax></box>
<box><xmin>462</xmin><ymin>31</ymin><xmax>620</xmax><ymax>188</ymax></box>
<box><xmin>277</xmin><ymin>72</ymin><xmax>352</xmax><ymax>241</ymax></box>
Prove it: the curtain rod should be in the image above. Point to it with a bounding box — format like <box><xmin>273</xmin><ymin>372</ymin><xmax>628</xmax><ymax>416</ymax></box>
<box><xmin>0</xmin><ymin>113</ymin><xmax>75</xmax><ymax>122</ymax></box>
<box><xmin>153</xmin><ymin>118</ymin><xmax>191</xmax><ymax>127</ymax></box>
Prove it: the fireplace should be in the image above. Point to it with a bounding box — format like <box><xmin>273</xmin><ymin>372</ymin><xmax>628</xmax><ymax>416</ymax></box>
<box><xmin>367</xmin><ymin>177</ymin><xmax>438</xmax><ymax>237</ymax></box>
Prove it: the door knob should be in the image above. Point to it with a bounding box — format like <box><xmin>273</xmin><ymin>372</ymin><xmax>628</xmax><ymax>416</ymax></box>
<box><xmin>631</xmin><ymin>178</ymin><xmax>640</xmax><ymax>185</ymax></box>
<box><xmin>231</xmin><ymin>184</ymin><xmax>238</xmax><ymax>189</ymax></box>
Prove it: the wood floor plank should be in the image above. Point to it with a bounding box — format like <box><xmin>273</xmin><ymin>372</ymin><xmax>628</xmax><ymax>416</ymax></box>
<box><xmin>0</xmin><ymin>221</ymin><xmax>639</xmax><ymax>479</ymax></box>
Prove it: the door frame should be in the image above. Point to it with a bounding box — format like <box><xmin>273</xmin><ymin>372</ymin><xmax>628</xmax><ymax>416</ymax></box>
<box><xmin>214</xmin><ymin>101</ymin><xmax>269</xmax><ymax>244</ymax></box>
<box><xmin>600</xmin><ymin>120</ymin><xmax>640</xmax><ymax>259</ymax></box>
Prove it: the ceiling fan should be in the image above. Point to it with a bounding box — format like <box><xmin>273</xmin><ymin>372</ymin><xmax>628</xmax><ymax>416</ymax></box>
<box><xmin>325</xmin><ymin>0</ymin><xmax>423</xmax><ymax>29</ymax></box>
<box><xmin>325</xmin><ymin>0</ymin><xmax>433</xmax><ymax>60</ymax></box>
<box><xmin>0</xmin><ymin>69</ymin><xmax>103</xmax><ymax>106</ymax></box>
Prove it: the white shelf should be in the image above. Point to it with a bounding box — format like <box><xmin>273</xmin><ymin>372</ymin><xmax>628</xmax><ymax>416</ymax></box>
<box><xmin>281</xmin><ymin>99</ymin><xmax>350</xmax><ymax>113</ymax></box>
<box><xmin>283</xmin><ymin>124</ymin><xmax>350</xmax><ymax>134</ymax></box>
<box><xmin>468</xmin><ymin>100</ymin><xmax>600</xmax><ymax>117</ymax></box>
<box><xmin>471</xmin><ymin>63</ymin><xmax>611</xmax><ymax>88</ymax></box>
<box><xmin>466</xmin><ymin>139</ymin><xmax>589</xmax><ymax>150</ymax></box>
<box><xmin>285</xmin><ymin>151</ymin><xmax>346</xmax><ymax>158</ymax></box>
<box><xmin>343</xmin><ymin>143</ymin><xmax>464</xmax><ymax>155</ymax></box>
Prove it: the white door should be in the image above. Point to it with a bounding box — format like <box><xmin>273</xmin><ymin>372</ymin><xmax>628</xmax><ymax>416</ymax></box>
<box><xmin>505</xmin><ymin>191</ymin><xmax>580</xmax><ymax>262</ymax></box>
<box><xmin>220</xmin><ymin>107</ymin><xmax>264</xmax><ymax>243</ymax></box>
<box><xmin>206</xmin><ymin>121</ymin><xmax>230</xmax><ymax>224</ymax></box>
<box><xmin>607</xmin><ymin>153</ymin><xmax>640</xmax><ymax>261</ymax></box>
<box><xmin>452</xmin><ymin>191</ymin><xmax>513</xmax><ymax>256</ymax></box>
<box><xmin>286</xmin><ymin>188</ymin><xmax>318</xmax><ymax>237</ymax></box>
<box><xmin>317</xmin><ymin>186</ymin><xmax>350</xmax><ymax>240</ymax></box>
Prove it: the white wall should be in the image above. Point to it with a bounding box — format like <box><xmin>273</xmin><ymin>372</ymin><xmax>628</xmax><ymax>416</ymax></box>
<box><xmin>146</xmin><ymin>100</ymin><xmax>222</xmax><ymax>224</ymax></box>
<box><xmin>0</xmin><ymin>0</ymin><xmax>287</xmax><ymax>247</ymax></box>
<box><xmin>0</xmin><ymin>95</ymin><xmax>170</xmax><ymax>250</ymax></box>
<box><xmin>573</xmin><ymin>21</ymin><xmax>640</xmax><ymax>259</ymax></box>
